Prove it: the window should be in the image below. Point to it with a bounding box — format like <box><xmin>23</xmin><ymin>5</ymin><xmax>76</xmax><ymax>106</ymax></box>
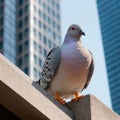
<box><xmin>52</xmin><ymin>21</ymin><xmax>55</xmax><ymax>28</ymax></box>
<box><xmin>38</xmin><ymin>9</ymin><xmax>41</xmax><ymax>16</ymax></box>
<box><xmin>24</xmin><ymin>41</ymin><xmax>28</xmax><ymax>50</ymax></box>
<box><xmin>24</xmin><ymin>28</ymin><xmax>29</xmax><ymax>37</ymax></box>
<box><xmin>18</xmin><ymin>32</ymin><xmax>23</xmax><ymax>41</ymax></box>
<box><xmin>38</xmin><ymin>20</ymin><xmax>41</xmax><ymax>28</ymax></box>
<box><xmin>39</xmin><ymin>72</ymin><xmax>41</xmax><ymax>77</ymax></box>
<box><xmin>25</xmin><ymin>5</ymin><xmax>28</xmax><ymax>13</ymax></box>
<box><xmin>52</xmin><ymin>10</ymin><xmax>55</xmax><ymax>17</ymax></box>
<box><xmin>24</xmin><ymin>54</ymin><xmax>28</xmax><ymax>63</ymax></box>
<box><xmin>0</xmin><ymin>0</ymin><xmax>4</xmax><ymax>4</ymax></box>
<box><xmin>0</xmin><ymin>6</ymin><xmax>3</xmax><ymax>14</ymax></box>
<box><xmin>43</xmin><ymin>24</ymin><xmax>46</xmax><ymax>31</ymax></box>
<box><xmin>43</xmin><ymin>13</ymin><xmax>46</xmax><ymax>21</ymax></box>
<box><xmin>0</xmin><ymin>29</ymin><xmax>3</xmax><ymax>37</ymax></box>
<box><xmin>57</xmin><ymin>25</ymin><xmax>60</xmax><ymax>32</ymax></box>
<box><xmin>0</xmin><ymin>17</ymin><xmax>3</xmax><ymax>25</ymax></box>
<box><xmin>43</xmin><ymin>36</ymin><xmax>47</xmax><ymax>44</ymax></box>
<box><xmin>38</xmin><ymin>45</ymin><xmax>42</xmax><ymax>53</ymax></box>
<box><xmin>47</xmin><ymin>6</ymin><xmax>50</xmax><ymax>13</ymax></box>
<box><xmin>0</xmin><ymin>41</ymin><xmax>2</xmax><ymax>49</ymax></box>
<box><xmin>24</xmin><ymin>16</ymin><xmax>28</xmax><ymax>25</ymax></box>
<box><xmin>44</xmin><ymin>49</ymin><xmax>47</xmax><ymax>57</ymax></box>
<box><xmin>34</xmin><ymin>6</ymin><xmax>36</xmax><ymax>13</ymax></box>
<box><xmin>18</xmin><ymin>0</ymin><xmax>23</xmax><ymax>6</ymax></box>
<box><xmin>57</xmin><ymin>14</ymin><xmax>60</xmax><ymax>20</ymax></box>
<box><xmin>43</xmin><ymin>2</ymin><xmax>46</xmax><ymax>10</ymax></box>
<box><xmin>18</xmin><ymin>45</ymin><xmax>23</xmax><ymax>54</ymax></box>
<box><xmin>18</xmin><ymin>58</ymin><xmax>23</xmax><ymax>66</ymax></box>
<box><xmin>47</xmin><ymin>16</ymin><xmax>51</xmax><ymax>24</ymax></box>
<box><xmin>47</xmin><ymin>0</ymin><xmax>50</xmax><ymax>3</ymax></box>
<box><xmin>48</xmin><ymin>40</ymin><xmax>52</xmax><ymax>49</ymax></box>
<box><xmin>33</xmin><ymin>28</ymin><xmax>37</xmax><ymax>37</ymax></box>
<box><xmin>34</xmin><ymin>54</ymin><xmax>37</xmax><ymax>64</ymax></box>
<box><xmin>24</xmin><ymin>67</ymin><xmax>29</xmax><ymax>74</ymax></box>
<box><xmin>33</xmin><ymin>68</ymin><xmax>37</xmax><ymax>78</ymax></box>
<box><xmin>18</xmin><ymin>20</ymin><xmax>23</xmax><ymax>28</ymax></box>
<box><xmin>33</xmin><ymin>17</ymin><xmax>37</xmax><ymax>24</ymax></box>
<box><xmin>48</xmin><ymin>28</ymin><xmax>52</xmax><ymax>36</ymax></box>
<box><xmin>33</xmin><ymin>41</ymin><xmax>37</xmax><ymax>50</ymax></box>
<box><xmin>52</xmin><ymin>0</ymin><xmax>55</xmax><ymax>6</ymax></box>
<box><xmin>53</xmin><ymin>32</ymin><xmax>56</xmax><ymax>39</ymax></box>
<box><xmin>56</xmin><ymin>3</ymin><xmax>60</xmax><ymax>10</ymax></box>
<box><xmin>19</xmin><ymin>9</ymin><xmax>23</xmax><ymax>17</ymax></box>
<box><xmin>38</xmin><ymin>0</ymin><xmax>41</xmax><ymax>5</ymax></box>
<box><xmin>39</xmin><ymin>58</ymin><xmax>42</xmax><ymax>67</ymax></box>
<box><xmin>38</xmin><ymin>32</ymin><xmax>42</xmax><ymax>40</ymax></box>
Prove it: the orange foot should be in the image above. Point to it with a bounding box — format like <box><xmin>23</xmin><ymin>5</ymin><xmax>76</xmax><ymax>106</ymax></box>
<box><xmin>72</xmin><ymin>93</ymin><xmax>84</xmax><ymax>102</ymax></box>
<box><xmin>54</xmin><ymin>92</ymin><xmax>65</xmax><ymax>105</ymax></box>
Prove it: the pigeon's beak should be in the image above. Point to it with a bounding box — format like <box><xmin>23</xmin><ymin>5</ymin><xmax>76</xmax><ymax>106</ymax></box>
<box><xmin>79</xmin><ymin>30</ymin><xmax>85</xmax><ymax>36</ymax></box>
<box><xmin>82</xmin><ymin>32</ymin><xmax>85</xmax><ymax>36</ymax></box>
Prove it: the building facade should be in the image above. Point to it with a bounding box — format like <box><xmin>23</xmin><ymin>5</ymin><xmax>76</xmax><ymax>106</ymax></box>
<box><xmin>0</xmin><ymin>0</ymin><xmax>16</xmax><ymax>64</ymax></box>
<box><xmin>0</xmin><ymin>0</ymin><xmax>61</xmax><ymax>80</ymax></box>
<box><xmin>97</xmin><ymin>0</ymin><xmax>120</xmax><ymax>115</ymax></box>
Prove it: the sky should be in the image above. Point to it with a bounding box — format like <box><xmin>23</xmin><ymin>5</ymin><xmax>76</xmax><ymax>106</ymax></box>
<box><xmin>61</xmin><ymin>0</ymin><xmax>111</xmax><ymax>108</ymax></box>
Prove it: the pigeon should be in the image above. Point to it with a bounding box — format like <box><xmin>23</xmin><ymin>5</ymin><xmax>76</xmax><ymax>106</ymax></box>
<box><xmin>36</xmin><ymin>24</ymin><xmax>94</xmax><ymax>104</ymax></box>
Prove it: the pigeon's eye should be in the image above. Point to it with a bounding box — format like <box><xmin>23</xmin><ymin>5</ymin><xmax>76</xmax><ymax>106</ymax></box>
<box><xmin>71</xmin><ymin>27</ymin><xmax>75</xmax><ymax>30</ymax></box>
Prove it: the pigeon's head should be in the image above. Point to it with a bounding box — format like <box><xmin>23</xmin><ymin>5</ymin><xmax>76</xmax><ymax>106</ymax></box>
<box><xmin>66</xmin><ymin>24</ymin><xmax>85</xmax><ymax>41</ymax></box>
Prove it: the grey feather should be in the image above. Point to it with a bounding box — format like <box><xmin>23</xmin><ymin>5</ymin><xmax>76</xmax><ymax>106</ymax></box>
<box><xmin>82</xmin><ymin>51</ymin><xmax>94</xmax><ymax>91</ymax></box>
<box><xmin>37</xmin><ymin>46</ymin><xmax>61</xmax><ymax>89</ymax></box>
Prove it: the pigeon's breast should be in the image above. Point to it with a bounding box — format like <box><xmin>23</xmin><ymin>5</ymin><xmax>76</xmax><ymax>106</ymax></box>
<box><xmin>60</xmin><ymin>42</ymin><xmax>91</xmax><ymax>75</ymax></box>
<box><xmin>49</xmin><ymin>42</ymin><xmax>91</xmax><ymax>98</ymax></box>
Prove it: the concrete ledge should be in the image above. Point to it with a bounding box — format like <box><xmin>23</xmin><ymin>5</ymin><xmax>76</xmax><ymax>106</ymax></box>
<box><xmin>0</xmin><ymin>54</ymin><xmax>120</xmax><ymax>120</ymax></box>
<box><xmin>0</xmin><ymin>54</ymin><xmax>73</xmax><ymax>120</ymax></box>
<box><xmin>66</xmin><ymin>95</ymin><xmax>120</xmax><ymax>120</ymax></box>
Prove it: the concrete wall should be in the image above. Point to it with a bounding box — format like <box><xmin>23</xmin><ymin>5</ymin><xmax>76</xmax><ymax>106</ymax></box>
<box><xmin>0</xmin><ymin>54</ymin><xmax>120</xmax><ymax>120</ymax></box>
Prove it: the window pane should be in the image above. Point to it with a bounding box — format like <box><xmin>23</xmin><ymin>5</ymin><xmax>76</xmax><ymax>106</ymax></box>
<box><xmin>39</xmin><ymin>58</ymin><xmax>42</xmax><ymax>67</ymax></box>
<box><xmin>18</xmin><ymin>45</ymin><xmax>23</xmax><ymax>54</ymax></box>
<box><xmin>24</xmin><ymin>41</ymin><xmax>28</xmax><ymax>50</ymax></box>
<box><xmin>24</xmin><ymin>67</ymin><xmax>29</xmax><ymax>74</ymax></box>
<box><xmin>44</xmin><ymin>49</ymin><xmax>47</xmax><ymax>57</ymax></box>
<box><xmin>24</xmin><ymin>54</ymin><xmax>28</xmax><ymax>63</ymax></box>
<box><xmin>33</xmin><ymin>68</ymin><xmax>37</xmax><ymax>77</ymax></box>
<box><xmin>24</xmin><ymin>16</ymin><xmax>28</xmax><ymax>25</ymax></box>
<box><xmin>19</xmin><ymin>9</ymin><xmax>23</xmax><ymax>17</ymax></box>
<box><xmin>18</xmin><ymin>57</ymin><xmax>23</xmax><ymax>66</ymax></box>
<box><xmin>34</xmin><ymin>54</ymin><xmax>37</xmax><ymax>63</ymax></box>
<box><xmin>33</xmin><ymin>28</ymin><xmax>37</xmax><ymax>37</ymax></box>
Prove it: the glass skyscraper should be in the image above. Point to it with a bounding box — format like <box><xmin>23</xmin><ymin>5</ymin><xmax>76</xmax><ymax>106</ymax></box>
<box><xmin>97</xmin><ymin>0</ymin><xmax>120</xmax><ymax>115</ymax></box>
<box><xmin>0</xmin><ymin>0</ymin><xmax>61</xmax><ymax>80</ymax></box>
<box><xmin>0</xmin><ymin>0</ymin><xmax>16</xmax><ymax>64</ymax></box>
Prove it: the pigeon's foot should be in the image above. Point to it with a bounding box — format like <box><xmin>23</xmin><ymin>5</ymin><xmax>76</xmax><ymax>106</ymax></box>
<box><xmin>72</xmin><ymin>93</ymin><xmax>84</xmax><ymax>102</ymax></box>
<box><xmin>54</xmin><ymin>92</ymin><xmax>65</xmax><ymax>105</ymax></box>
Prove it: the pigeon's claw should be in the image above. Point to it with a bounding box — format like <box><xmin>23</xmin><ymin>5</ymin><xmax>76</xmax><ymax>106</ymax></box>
<box><xmin>54</xmin><ymin>92</ymin><xmax>65</xmax><ymax>105</ymax></box>
<box><xmin>72</xmin><ymin>93</ymin><xmax>84</xmax><ymax>102</ymax></box>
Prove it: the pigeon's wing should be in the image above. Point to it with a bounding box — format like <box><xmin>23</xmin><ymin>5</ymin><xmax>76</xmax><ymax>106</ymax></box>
<box><xmin>37</xmin><ymin>46</ymin><xmax>61</xmax><ymax>89</ymax></box>
<box><xmin>82</xmin><ymin>51</ymin><xmax>94</xmax><ymax>90</ymax></box>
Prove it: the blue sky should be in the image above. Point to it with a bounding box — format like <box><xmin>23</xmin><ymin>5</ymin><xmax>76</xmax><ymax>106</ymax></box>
<box><xmin>61</xmin><ymin>0</ymin><xmax>111</xmax><ymax>108</ymax></box>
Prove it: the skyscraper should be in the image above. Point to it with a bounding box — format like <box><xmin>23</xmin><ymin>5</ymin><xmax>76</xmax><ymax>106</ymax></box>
<box><xmin>0</xmin><ymin>0</ymin><xmax>61</xmax><ymax>80</ymax></box>
<box><xmin>97</xmin><ymin>0</ymin><xmax>120</xmax><ymax>115</ymax></box>
<box><xmin>16</xmin><ymin>0</ymin><xmax>61</xmax><ymax>80</ymax></box>
<box><xmin>0</xmin><ymin>0</ymin><xmax>16</xmax><ymax>64</ymax></box>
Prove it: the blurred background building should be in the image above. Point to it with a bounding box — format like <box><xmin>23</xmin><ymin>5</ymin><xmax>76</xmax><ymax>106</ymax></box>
<box><xmin>0</xmin><ymin>0</ymin><xmax>61</xmax><ymax>80</ymax></box>
<box><xmin>97</xmin><ymin>0</ymin><xmax>120</xmax><ymax>115</ymax></box>
<box><xmin>0</xmin><ymin>0</ymin><xmax>16</xmax><ymax>64</ymax></box>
